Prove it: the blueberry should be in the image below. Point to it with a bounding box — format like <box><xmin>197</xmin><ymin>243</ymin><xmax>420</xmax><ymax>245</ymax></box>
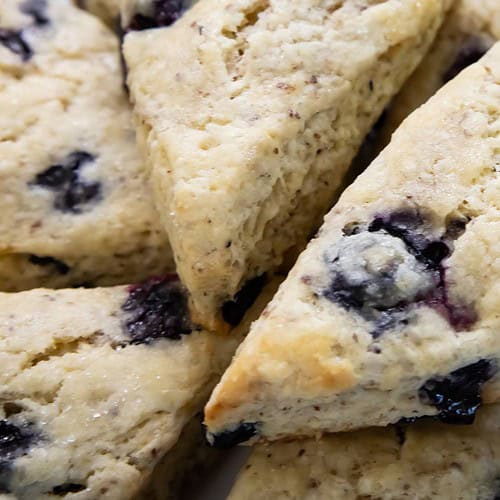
<box><xmin>0</xmin><ymin>28</ymin><xmax>32</xmax><ymax>61</ymax></box>
<box><xmin>28</xmin><ymin>255</ymin><xmax>70</xmax><ymax>275</ymax></box>
<box><xmin>0</xmin><ymin>419</ymin><xmax>38</xmax><ymax>492</ymax></box>
<box><xmin>31</xmin><ymin>151</ymin><xmax>101</xmax><ymax>213</ymax></box>
<box><xmin>419</xmin><ymin>359</ymin><xmax>497</xmax><ymax>424</ymax></box>
<box><xmin>127</xmin><ymin>0</ymin><xmax>186</xmax><ymax>31</ymax></box>
<box><xmin>324</xmin><ymin>231</ymin><xmax>439</xmax><ymax>315</ymax></box>
<box><xmin>443</xmin><ymin>37</ymin><xmax>488</xmax><ymax>83</ymax></box>
<box><xmin>208</xmin><ymin>422</ymin><xmax>259</xmax><ymax>449</ymax></box>
<box><xmin>20</xmin><ymin>0</ymin><xmax>49</xmax><ymax>26</ymax></box>
<box><xmin>322</xmin><ymin>207</ymin><xmax>476</xmax><ymax>336</ymax></box>
<box><xmin>122</xmin><ymin>276</ymin><xmax>193</xmax><ymax>344</ymax></box>
<box><xmin>52</xmin><ymin>483</ymin><xmax>86</xmax><ymax>495</ymax></box>
<box><xmin>222</xmin><ymin>274</ymin><xmax>267</xmax><ymax>327</ymax></box>
<box><xmin>368</xmin><ymin>209</ymin><xmax>447</xmax><ymax>267</ymax></box>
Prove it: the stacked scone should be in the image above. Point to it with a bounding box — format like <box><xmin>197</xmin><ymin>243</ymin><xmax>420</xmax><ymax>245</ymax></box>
<box><xmin>1</xmin><ymin>0</ymin><xmax>500</xmax><ymax>498</ymax></box>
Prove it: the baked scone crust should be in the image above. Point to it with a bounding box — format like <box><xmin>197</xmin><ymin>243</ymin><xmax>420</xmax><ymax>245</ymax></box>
<box><xmin>0</xmin><ymin>276</ymin><xmax>279</xmax><ymax>498</ymax></box>
<box><xmin>124</xmin><ymin>0</ymin><xmax>451</xmax><ymax>329</ymax></box>
<box><xmin>0</xmin><ymin>0</ymin><xmax>173</xmax><ymax>291</ymax></box>
<box><xmin>205</xmin><ymin>43</ymin><xmax>500</xmax><ymax>443</ymax></box>
<box><xmin>229</xmin><ymin>404</ymin><xmax>500</xmax><ymax>500</ymax></box>
<box><xmin>376</xmin><ymin>0</ymin><xmax>500</xmax><ymax>153</ymax></box>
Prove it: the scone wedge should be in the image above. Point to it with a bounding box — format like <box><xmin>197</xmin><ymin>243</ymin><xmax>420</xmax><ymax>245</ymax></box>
<box><xmin>229</xmin><ymin>404</ymin><xmax>500</xmax><ymax>500</ymax></box>
<box><xmin>0</xmin><ymin>0</ymin><xmax>173</xmax><ymax>291</ymax></box>
<box><xmin>205</xmin><ymin>43</ymin><xmax>500</xmax><ymax>444</ymax></box>
<box><xmin>375</xmin><ymin>0</ymin><xmax>500</xmax><ymax>152</ymax></box>
<box><xmin>0</xmin><ymin>276</ymin><xmax>277</xmax><ymax>498</ymax></box>
<box><xmin>124</xmin><ymin>0</ymin><xmax>451</xmax><ymax>330</ymax></box>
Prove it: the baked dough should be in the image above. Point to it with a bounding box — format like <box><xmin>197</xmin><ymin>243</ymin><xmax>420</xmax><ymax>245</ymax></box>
<box><xmin>124</xmin><ymin>0</ymin><xmax>451</xmax><ymax>330</ymax></box>
<box><xmin>229</xmin><ymin>404</ymin><xmax>500</xmax><ymax>500</ymax></box>
<box><xmin>0</xmin><ymin>276</ymin><xmax>278</xmax><ymax>498</ymax></box>
<box><xmin>205</xmin><ymin>43</ymin><xmax>500</xmax><ymax>444</ymax></box>
<box><xmin>0</xmin><ymin>0</ymin><xmax>173</xmax><ymax>291</ymax></box>
<box><xmin>376</xmin><ymin>0</ymin><xmax>500</xmax><ymax>153</ymax></box>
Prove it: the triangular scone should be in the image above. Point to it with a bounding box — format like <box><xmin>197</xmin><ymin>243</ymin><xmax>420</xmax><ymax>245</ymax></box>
<box><xmin>374</xmin><ymin>0</ymin><xmax>500</xmax><ymax>152</ymax></box>
<box><xmin>353</xmin><ymin>0</ymin><xmax>500</xmax><ymax>170</ymax></box>
<box><xmin>229</xmin><ymin>404</ymin><xmax>500</xmax><ymax>500</ymax></box>
<box><xmin>0</xmin><ymin>0</ymin><xmax>173</xmax><ymax>292</ymax></box>
<box><xmin>205</xmin><ymin>43</ymin><xmax>500</xmax><ymax>444</ymax></box>
<box><xmin>0</xmin><ymin>276</ymin><xmax>277</xmax><ymax>498</ymax></box>
<box><xmin>124</xmin><ymin>0</ymin><xmax>451</xmax><ymax>330</ymax></box>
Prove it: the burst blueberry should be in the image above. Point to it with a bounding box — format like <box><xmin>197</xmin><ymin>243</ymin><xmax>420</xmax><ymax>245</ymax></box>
<box><xmin>419</xmin><ymin>359</ymin><xmax>497</xmax><ymax>424</ymax></box>
<box><xmin>127</xmin><ymin>0</ymin><xmax>186</xmax><ymax>31</ymax></box>
<box><xmin>122</xmin><ymin>276</ymin><xmax>193</xmax><ymax>344</ymax></box>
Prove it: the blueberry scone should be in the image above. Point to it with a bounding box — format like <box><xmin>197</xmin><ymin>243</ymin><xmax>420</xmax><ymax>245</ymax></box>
<box><xmin>0</xmin><ymin>0</ymin><xmax>173</xmax><ymax>292</ymax></box>
<box><xmin>124</xmin><ymin>0</ymin><xmax>451</xmax><ymax>330</ymax></box>
<box><xmin>375</xmin><ymin>0</ymin><xmax>500</xmax><ymax>152</ymax></box>
<box><xmin>0</xmin><ymin>275</ymin><xmax>277</xmax><ymax>498</ymax></box>
<box><xmin>205</xmin><ymin>44</ymin><xmax>500</xmax><ymax>444</ymax></box>
<box><xmin>229</xmin><ymin>404</ymin><xmax>500</xmax><ymax>500</ymax></box>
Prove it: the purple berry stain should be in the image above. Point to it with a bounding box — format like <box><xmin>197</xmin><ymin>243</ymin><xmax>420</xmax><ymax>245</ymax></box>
<box><xmin>122</xmin><ymin>275</ymin><xmax>193</xmax><ymax>344</ymax></box>
<box><xmin>419</xmin><ymin>359</ymin><xmax>496</xmax><ymax>424</ymax></box>
<box><xmin>31</xmin><ymin>151</ymin><xmax>101</xmax><ymax>213</ymax></box>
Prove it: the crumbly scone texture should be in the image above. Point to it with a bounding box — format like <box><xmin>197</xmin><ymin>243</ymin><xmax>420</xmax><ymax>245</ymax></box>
<box><xmin>229</xmin><ymin>404</ymin><xmax>500</xmax><ymax>500</ymax></box>
<box><xmin>0</xmin><ymin>280</ymin><xmax>238</xmax><ymax>500</ymax></box>
<box><xmin>374</xmin><ymin>0</ymin><xmax>500</xmax><ymax>152</ymax></box>
<box><xmin>124</xmin><ymin>0</ymin><xmax>451</xmax><ymax>330</ymax></box>
<box><xmin>205</xmin><ymin>44</ymin><xmax>500</xmax><ymax>442</ymax></box>
<box><xmin>0</xmin><ymin>0</ymin><xmax>173</xmax><ymax>292</ymax></box>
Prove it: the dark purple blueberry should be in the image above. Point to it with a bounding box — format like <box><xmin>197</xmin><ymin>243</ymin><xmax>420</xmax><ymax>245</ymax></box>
<box><xmin>208</xmin><ymin>422</ymin><xmax>259</xmax><ymax>449</ymax></box>
<box><xmin>52</xmin><ymin>483</ymin><xmax>86</xmax><ymax>495</ymax></box>
<box><xmin>419</xmin><ymin>359</ymin><xmax>497</xmax><ymax>424</ymax></box>
<box><xmin>323</xmin><ymin>207</ymin><xmax>476</xmax><ymax>337</ymax></box>
<box><xmin>0</xmin><ymin>419</ymin><xmax>38</xmax><ymax>487</ymax></box>
<box><xmin>222</xmin><ymin>274</ymin><xmax>267</xmax><ymax>327</ymax></box>
<box><xmin>122</xmin><ymin>276</ymin><xmax>193</xmax><ymax>344</ymax></box>
<box><xmin>443</xmin><ymin>37</ymin><xmax>488</xmax><ymax>83</ymax></box>
<box><xmin>31</xmin><ymin>151</ymin><xmax>101</xmax><ymax>213</ymax></box>
<box><xmin>28</xmin><ymin>255</ymin><xmax>70</xmax><ymax>275</ymax></box>
<box><xmin>368</xmin><ymin>209</ymin><xmax>449</xmax><ymax>268</ymax></box>
<box><xmin>20</xmin><ymin>0</ymin><xmax>49</xmax><ymax>26</ymax></box>
<box><xmin>126</xmin><ymin>0</ymin><xmax>185</xmax><ymax>31</ymax></box>
<box><xmin>0</xmin><ymin>28</ymin><xmax>32</xmax><ymax>61</ymax></box>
